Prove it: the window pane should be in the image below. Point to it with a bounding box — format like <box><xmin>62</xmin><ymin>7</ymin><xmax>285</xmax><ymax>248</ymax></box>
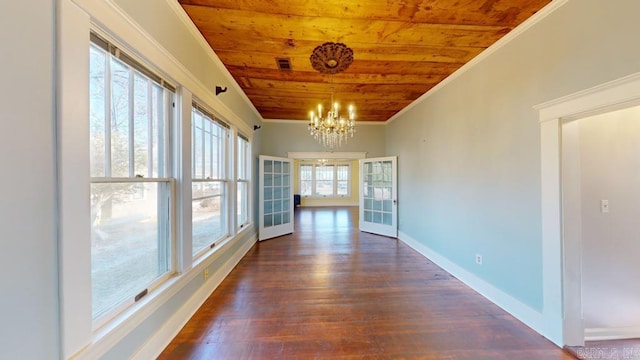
<box><xmin>337</xmin><ymin>164</ymin><xmax>349</xmax><ymax>196</ymax></box>
<box><xmin>337</xmin><ymin>165</ymin><xmax>349</xmax><ymax>180</ymax></box>
<box><xmin>110</xmin><ymin>59</ymin><xmax>131</xmax><ymax>178</ymax></box>
<box><xmin>237</xmin><ymin>137</ymin><xmax>248</xmax><ymax>180</ymax></box>
<box><xmin>337</xmin><ymin>180</ymin><xmax>349</xmax><ymax>196</ymax></box>
<box><xmin>300</xmin><ymin>164</ymin><xmax>312</xmax><ymax>180</ymax></box>
<box><xmin>193</xmin><ymin>112</ymin><xmax>203</xmax><ymax>178</ymax></box>
<box><xmin>133</xmin><ymin>74</ymin><xmax>149</xmax><ymax>177</ymax></box>
<box><xmin>152</xmin><ymin>84</ymin><xmax>165</xmax><ymax>178</ymax></box>
<box><xmin>91</xmin><ymin>182</ymin><xmax>170</xmax><ymax>319</ymax></box>
<box><xmin>236</xmin><ymin>135</ymin><xmax>250</xmax><ymax>228</ymax></box>
<box><xmin>192</xmin><ymin>107</ymin><xmax>226</xmax><ymax>181</ymax></box>
<box><xmin>301</xmin><ymin>180</ymin><xmax>312</xmax><ymax>196</ymax></box>
<box><xmin>237</xmin><ymin>181</ymin><xmax>248</xmax><ymax>226</ymax></box>
<box><xmin>204</xmin><ymin>121</ymin><xmax>211</xmax><ymax>179</ymax></box>
<box><xmin>192</xmin><ymin>181</ymin><xmax>226</xmax><ymax>255</ymax></box>
<box><xmin>315</xmin><ymin>165</ymin><xmax>334</xmax><ymax>197</ymax></box>
<box><xmin>89</xmin><ymin>45</ymin><xmax>106</xmax><ymax>177</ymax></box>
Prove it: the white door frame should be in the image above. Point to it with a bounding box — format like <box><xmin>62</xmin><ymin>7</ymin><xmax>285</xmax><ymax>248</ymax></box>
<box><xmin>535</xmin><ymin>72</ymin><xmax>640</xmax><ymax>346</ymax></box>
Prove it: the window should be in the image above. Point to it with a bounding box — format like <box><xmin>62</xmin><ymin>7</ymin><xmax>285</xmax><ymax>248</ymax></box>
<box><xmin>89</xmin><ymin>37</ymin><xmax>174</xmax><ymax>321</ymax></box>
<box><xmin>191</xmin><ymin>104</ymin><xmax>229</xmax><ymax>257</ymax></box>
<box><xmin>299</xmin><ymin>163</ymin><xmax>351</xmax><ymax>198</ymax></box>
<box><xmin>237</xmin><ymin>135</ymin><xmax>250</xmax><ymax>229</ymax></box>
<box><xmin>300</xmin><ymin>164</ymin><xmax>313</xmax><ymax>197</ymax></box>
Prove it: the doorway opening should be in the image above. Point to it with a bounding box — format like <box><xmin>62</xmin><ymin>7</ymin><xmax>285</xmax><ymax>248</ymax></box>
<box><xmin>537</xmin><ymin>72</ymin><xmax>640</xmax><ymax>346</ymax></box>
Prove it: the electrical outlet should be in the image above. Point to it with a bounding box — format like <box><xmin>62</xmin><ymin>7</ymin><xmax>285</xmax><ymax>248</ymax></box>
<box><xmin>203</xmin><ymin>268</ymin><xmax>209</xmax><ymax>280</ymax></box>
<box><xmin>475</xmin><ymin>254</ymin><xmax>483</xmax><ymax>265</ymax></box>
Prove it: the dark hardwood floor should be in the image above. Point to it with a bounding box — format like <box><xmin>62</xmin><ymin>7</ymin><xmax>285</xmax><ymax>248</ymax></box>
<box><xmin>159</xmin><ymin>206</ymin><xmax>574</xmax><ymax>359</ymax></box>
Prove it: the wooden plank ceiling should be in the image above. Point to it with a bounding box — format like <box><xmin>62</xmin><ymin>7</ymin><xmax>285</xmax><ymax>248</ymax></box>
<box><xmin>178</xmin><ymin>0</ymin><xmax>551</xmax><ymax>122</ymax></box>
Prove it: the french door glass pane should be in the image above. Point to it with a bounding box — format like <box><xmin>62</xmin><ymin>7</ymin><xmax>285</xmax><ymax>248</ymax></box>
<box><xmin>262</xmin><ymin>159</ymin><xmax>291</xmax><ymax>230</ymax></box>
<box><xmin>91</xmin><ymin>182</ymin><xmax>170</xmax><ymax>319</ymax></box>
<box><xmin>363</xmin><ymin>160</ymin><xmax>394</xmax><ymax>226</ymax></box>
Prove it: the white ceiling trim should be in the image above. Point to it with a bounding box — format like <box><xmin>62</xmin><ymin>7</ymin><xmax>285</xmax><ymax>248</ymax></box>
<box><xmin>386</xmin><ymin>0</ymin><xmax>570</xmax><ymax>125</ymax></box>
<box><xmin>263</xmin><ymin>118</ymin><xmax>386</xmax><ymax>126</ymax></box>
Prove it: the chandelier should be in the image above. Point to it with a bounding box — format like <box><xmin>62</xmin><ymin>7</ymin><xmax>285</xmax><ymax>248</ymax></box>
<box><xmin>308</xmin><ymin>42</ymin><xmax>356</xmax><ymax>149</ymax></box>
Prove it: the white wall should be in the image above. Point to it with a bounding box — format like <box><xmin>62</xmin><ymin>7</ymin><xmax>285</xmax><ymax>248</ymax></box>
<box><xmin>386</xmin><ymin>0</ymin><xmax>640</xmax><ymax>344</ymax></box>
<box><xmin>0</xmin><ymin>1</ymin><xmax>59</xmax><ymax>359</ymax></box>
<box><xmin>579</xmin><ymin>106</ymin><xmax>640</xmax><ymax>331</ymax></box>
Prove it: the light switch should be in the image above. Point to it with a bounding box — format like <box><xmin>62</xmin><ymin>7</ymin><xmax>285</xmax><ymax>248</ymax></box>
<box><xmin>600</xmin><ymin>200</ymin><xmax>609</xmax><ymax>213</ymax></box>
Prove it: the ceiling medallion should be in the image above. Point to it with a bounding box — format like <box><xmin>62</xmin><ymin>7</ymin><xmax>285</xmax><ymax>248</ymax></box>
<box><xmin>310</xmin><ymin>42</ymin><xmax>354</xmax><ymax>75</ymax></box>
<box><xmin>308</xmin><ymin>42</ymin><xmax>356</xmax><ymax>150</ymax></box>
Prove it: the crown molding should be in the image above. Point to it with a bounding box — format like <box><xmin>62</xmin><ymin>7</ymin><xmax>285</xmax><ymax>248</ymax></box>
<box><xmin>386</xmin><ymin>0</ymin><xmax>569</xmax><ymax>125</ymax></box>
<box><xmin>263</xmin><ymin>118</ymin><xmax>386</xmax><ymax>126</ymax></box>
<box><xmin>76</xmin><ymin>0</ymin><xmax>253</xmax><ymax>136</ymax></box>
<box><xmin>163</xmin><ymin>0</ymin><xmax>263</xmax><ymax>123</ymax></box>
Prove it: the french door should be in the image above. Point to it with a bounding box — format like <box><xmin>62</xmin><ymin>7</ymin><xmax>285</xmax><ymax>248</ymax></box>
<box><xmin>359</xmin><ymin>156</ymin><xmax>397</xmax><ymax>237</ymax></box>
<box><xmin>259</xmin><ymin>155</ymin><xmax>294</xmax><ymax>241</ymax></box>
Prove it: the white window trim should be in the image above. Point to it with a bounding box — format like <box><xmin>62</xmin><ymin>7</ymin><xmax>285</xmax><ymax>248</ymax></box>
<box><xmin>190</xmin><ymin>103</ymin><xmax>231</xmax><ymax>258</ymax></box>
<box><xmin>58</xmin><ymin>1</ymin><xmax>257</xmax><ymax>358</ymax></box>
<box><xmin>300</xmin><ymin>162</ymin><xmax>351</xmax><ymax>199</ymax></box>
<box><xmin>236</xmin><ymin>135</ymin><xmax>251</xmax><ymax>230</ymax></box>
<box><xmin>89</xmin><ymin>30</ymin><xmax>178</xmax><ymax>325</ymax></box>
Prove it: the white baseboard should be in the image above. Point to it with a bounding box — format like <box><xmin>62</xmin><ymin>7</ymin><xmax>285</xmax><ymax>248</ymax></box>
<box><xmin>585</xmin><ymin>327</ymin><xmax>640</xmax><ymax>341</ymax></box>
<box><xmin>132</xmin><ymin>233</ymin><xmax>257</xmax><ymax>360</ymax></box>
<box><xmin>398</xmin><ymin>231</ymin><xmax>547</xmax><ymax>340</ymax></box>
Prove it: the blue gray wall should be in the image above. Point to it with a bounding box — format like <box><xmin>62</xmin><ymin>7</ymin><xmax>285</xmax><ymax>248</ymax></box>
<box><xmin>387</xmin><ymin>0</ymin><xmax>640</xmax><ymax>311</ymax></box>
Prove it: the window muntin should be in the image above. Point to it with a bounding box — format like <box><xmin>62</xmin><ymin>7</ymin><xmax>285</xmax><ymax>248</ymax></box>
<box><xmin>191</xmin><ymin>105</ymin><xmax>229</xmax><ymax>256</ymax></box>
<box><xmin>299</xmin><ymin>162</ymin><xmax>351</xmax><ymax>198</ymax></box>
<box><xmin>237</xmin><ymin>135</ymin><xmax>250</xmax><ymax>228</ymax></box>
<box><xmin>89</xmin><ymin>42</ymin><xmax>174</xmax><ymax>321</ymax></box>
